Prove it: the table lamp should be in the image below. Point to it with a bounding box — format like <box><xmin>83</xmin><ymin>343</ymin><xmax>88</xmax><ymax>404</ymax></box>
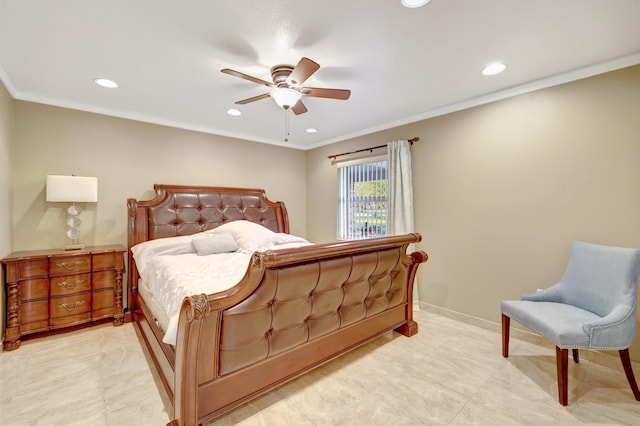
<box><xmin>46</xmin><ymin>175</ymin><xmax>98</xmax><ymax>250</ymax></box>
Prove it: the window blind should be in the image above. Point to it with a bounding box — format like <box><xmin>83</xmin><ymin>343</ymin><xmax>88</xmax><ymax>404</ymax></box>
<box><xmin>337</xmin><ymin>158</ymin><xmax>388</xmax><ymax>240</ymax></box>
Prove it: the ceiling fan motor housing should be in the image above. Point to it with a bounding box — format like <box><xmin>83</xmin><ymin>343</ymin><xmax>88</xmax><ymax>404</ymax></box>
<box><xmin>271</xmin><ymin>65</ymin><xmax>295</xmax><ymax>87</ymax></box>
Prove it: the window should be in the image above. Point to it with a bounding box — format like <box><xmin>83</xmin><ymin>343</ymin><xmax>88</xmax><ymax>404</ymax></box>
<box><xmin>337</xmin><ymin>156</ymin><xmax>388</xmax><ymax>240</ymax></box>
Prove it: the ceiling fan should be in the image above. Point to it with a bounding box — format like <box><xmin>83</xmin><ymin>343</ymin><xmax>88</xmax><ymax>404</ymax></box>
<box><xmin>221</xmin><ymin>57</ymin><xmax>351</xmax><ymax>115</ymax></box>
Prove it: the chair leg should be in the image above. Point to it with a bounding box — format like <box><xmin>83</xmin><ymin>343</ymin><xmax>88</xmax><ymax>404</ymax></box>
<box><xmin>556</xmin><ymin>346</ymin><xmax>569</xmax><ymax>406</ymax></box>
<box><xmin>572</xmin><ymin>349</ymin><xmax>579</xmax><ymax>363</ymax></box>
<box><xmin>502</xmin><ymin>314</ymin><xmax>510</xmax><ymax>358</ymax></box>
<box><xmin>619</xmin><ymin>349</ymin><xmax>640</xmax><ymax>401</ymax></box>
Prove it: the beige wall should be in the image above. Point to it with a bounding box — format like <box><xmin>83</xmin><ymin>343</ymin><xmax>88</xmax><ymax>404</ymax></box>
<box><xmin>307</xmin><ymin>65</ymin><xmax>640</xmax><ymax>358</ymax></box>
<box><xmin>0</xmin><ymin>79</ymin><xmax>14</xmax><ymax>339</ymax></box>
<box><xmin>3</xmin><ymin>65</ymin><xmax>640</xmax><ymax>359</ymax></box>
<box><xmin>11</xmin><ymin>102</ymin><xmax>306</xmax><ymax>251</ymax></box>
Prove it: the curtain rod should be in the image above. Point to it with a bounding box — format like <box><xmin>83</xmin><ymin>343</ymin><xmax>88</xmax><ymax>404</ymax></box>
<box><xmin>327</xmin><ymin>137</ymin><xmax>420</xmax><ymax>160</ymax></box>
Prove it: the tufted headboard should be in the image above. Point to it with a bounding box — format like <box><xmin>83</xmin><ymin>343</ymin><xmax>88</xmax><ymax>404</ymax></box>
<box><xmin>126</xmin><ymin>184</ymin><xmax>289</xmax><ymax>294</ymax></box>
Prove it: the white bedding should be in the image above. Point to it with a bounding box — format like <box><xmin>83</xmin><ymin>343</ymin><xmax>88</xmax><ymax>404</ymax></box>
<box><xmin>131</xmin><ymin>221</ymin><xmax>311</xmax><ymax>345</ymax></box>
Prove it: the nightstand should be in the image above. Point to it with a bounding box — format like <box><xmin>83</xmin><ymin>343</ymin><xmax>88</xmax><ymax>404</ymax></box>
<box><xmin>2</xmin><ymin>245</ymin><xmax>125</xmax><ymax>350</ymax></box>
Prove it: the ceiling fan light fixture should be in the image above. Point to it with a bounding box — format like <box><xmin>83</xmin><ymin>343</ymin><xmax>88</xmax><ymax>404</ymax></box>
<box><xmin>402</xmin><ymin>0</ymin><xmax>430</xmax><ymax>8</ymax></box>
<box><xmin>270</xmin><ymin>88</ymin><xmax>302</xmax><ymax>109</ymax></box>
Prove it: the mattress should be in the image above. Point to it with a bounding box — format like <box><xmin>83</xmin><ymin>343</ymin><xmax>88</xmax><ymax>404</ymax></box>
<box><xmin>138</xmin><ymin>278</ymin><xmax>170</xmax><ymax>335</ymax></box>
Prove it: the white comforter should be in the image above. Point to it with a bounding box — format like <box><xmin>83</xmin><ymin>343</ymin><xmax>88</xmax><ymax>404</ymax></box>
<box><xmin>131</xmin><ymin>221</ymin><xmax>311</xmax><ymax>344</ymax></box>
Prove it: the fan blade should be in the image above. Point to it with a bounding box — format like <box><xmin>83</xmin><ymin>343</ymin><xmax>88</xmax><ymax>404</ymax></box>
<box><xmin>286</xmin><ymin>57</ymin><xmax>320</xmax><ymax>86</ymax></box>
<box><xmin>291</xmin><ymin>100</ymin><xmax>308</xmax><ymax>115</ymax></box>
<box><xmin>302</xmin><ymin>87</ymin><xmax>351</xmax><ymax>100</ymax></box>
<box><xmin>235</xmin><ymin>93</ymin><xmax>270</xmax><ymax>104</ymax></box>
<box><xmin>221</xmin><ymin>68</ymin><xmax>274</xmax><ymax>87</ymax></box>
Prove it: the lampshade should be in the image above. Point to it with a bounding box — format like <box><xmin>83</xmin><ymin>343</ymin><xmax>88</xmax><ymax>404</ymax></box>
<box><xmin>46</xmin><ymin>175</ymin><xmax>98</xmax><ymax>202</ymax></box>
<box><xmin>270</xmin><ymin>88</ymin><xmax>302</xmax><ymax>109</ymax></box>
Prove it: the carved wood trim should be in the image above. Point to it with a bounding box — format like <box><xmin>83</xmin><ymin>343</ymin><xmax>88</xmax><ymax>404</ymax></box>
<box><xmin>4</xmin><ymin>280</ymin><xmax>21</xmax><ymax>350</ymax></box>
<box><xmin>172</xmin><ymin>294</ymin><xmax>211</xmax><ymax>426</ymax></box>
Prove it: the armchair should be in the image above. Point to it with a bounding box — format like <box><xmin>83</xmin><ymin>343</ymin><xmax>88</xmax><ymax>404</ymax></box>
<box><xmin>501</xmin><ymin>241</ymin><xmax>640</xmax><ymax>405</ymax></box>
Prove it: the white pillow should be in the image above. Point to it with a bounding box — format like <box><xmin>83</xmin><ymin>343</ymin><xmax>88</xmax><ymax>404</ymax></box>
<box><xmin>206</xmin><ymin>220</ymin><xmax>279</xmax><ymax>252</ymax></box>
<box><xmin>131</xmin><ymin>234</ymin><xmax>197</xmax><ymax>275</ymax></box>
<box><xmin>191</xmin><ymin>232</ymin><xmax>239</xmax><ymax>255</ymax></box>
<box><xmin>275</xmin><ymin>233</ymin><xmax>310</xmax><ymax>245</ymax></box>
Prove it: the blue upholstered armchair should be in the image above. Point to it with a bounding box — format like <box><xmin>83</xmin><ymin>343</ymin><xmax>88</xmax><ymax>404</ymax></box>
<box><xmin>501</xmin><ymin>241</ymin><xmax>640</xmax><ymax>406</ymax></box>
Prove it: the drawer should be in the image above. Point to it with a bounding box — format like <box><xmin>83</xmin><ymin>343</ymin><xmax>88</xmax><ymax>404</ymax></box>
<box><xmin>21</xmin><ymin>299</ymin><xmax>48</xmax><ymax>324</ymax></box>
<box><xmin>93</xmin><ymin>289</ymin><xmax>115</xmax><ymax>311</ymax></box>
<box><xmin>92</xmin><ymin>308</ymin><xmax>115</xmax><ymax>321</ymax></box>
<box><xmin>50</xmin><ymin>293</ymin><xmax>91</xmax><ymax>319</ymax></box>
<box><xmin>20</xmin><ymin>320</ymin><xmax>48</xmax><ymax>334</ymax></box>
<box><xmin>50</xmin><ymin>313</ymin><xmax>91</xmax><ymax>329</ymax></box>
<box><xmin>18</xmin><ymin>258</ymin><xmax>48</xmax><ymax>279</ymax></box>
<box><xmin>50</xmin><ymin>255</ymin><xmax>91</xmax><ymax>275</ymax></box>
<box><xmin>21</xmin><ymin>278</ymin><xmax>49</xmax><ymax>301</ymax></box>
<box><xmin>50</xmin><ymin>273</ymin><xmax>91</xmax><ymax>296</ymax></box>
<box><xmin>92</xmin><ymin>270</ymin><xmax>115</xmax><ymax>290</ymax></box>
<box><xmin>92</xmin><ymin>252</ymin><xmax>116</xmax><ymax>270</ymax></box>
<box><xmin>92</xmin><ymin>289</ymin><xmax>115</xmax><ymax>320</ymax></box>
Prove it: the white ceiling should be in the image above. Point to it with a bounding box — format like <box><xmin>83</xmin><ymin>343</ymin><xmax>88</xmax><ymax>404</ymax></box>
<box><xmin>1</xmin><ymin>1</ymin><xmax>639</xmax><ymax>150</ymax></box>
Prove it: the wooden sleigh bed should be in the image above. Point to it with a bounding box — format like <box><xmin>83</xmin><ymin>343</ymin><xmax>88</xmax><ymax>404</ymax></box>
<box><xmin>127</xmin><ymin>184</ymin><xmax>428</xmax><ymax>426</ymax></box>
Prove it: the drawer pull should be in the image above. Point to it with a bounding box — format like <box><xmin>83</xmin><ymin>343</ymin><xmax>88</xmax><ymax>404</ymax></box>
<box><xmin>56</xmin><ymin>260</ymin><xmax>85</xmax><ymax>270</ymax></box>
<box><xmin>58</xmin><ymin>301</ymin><xmax>85</xmax><ymax>311</ymax></box>
<box><xmin>57</xmin><ymin>279</ymin><xmax>85</xmax><ymax>290</ymax></box>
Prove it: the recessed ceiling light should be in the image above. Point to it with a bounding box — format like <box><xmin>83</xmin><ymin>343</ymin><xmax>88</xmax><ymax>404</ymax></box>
<box><xmin>306</xmin><ymin>128</ymin><xmax>318</xmax><ymax>133</ymax></box>
<box><xmin>94</xmin><ymin>78</ymin><xmax>118</xmax><ymax>88</ymax></box>
<box><xmin>402</xmin><ymin>0</ymin><xmax>430</xmax><ymax>8</ymax></box>
<box><xmin>482</xmin><ymin>62</ymin><xmax>506</xmax><ymax>76</ymax></box>
<box><xmin>226</xmin><ymin>108</ymin><xmax>242</xmax><ymax>116</ymax></box>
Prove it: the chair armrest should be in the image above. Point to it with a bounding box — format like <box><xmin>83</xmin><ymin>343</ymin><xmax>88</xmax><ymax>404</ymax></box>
<box><xmin>521</xmin><ymin>282</ymin><xmax>564</xmax><ymax>303</ymax></box>
<box><xmin>582</xmin><ymin>303</ymin><xmax>637</xmax><ymax>349</ymax></box>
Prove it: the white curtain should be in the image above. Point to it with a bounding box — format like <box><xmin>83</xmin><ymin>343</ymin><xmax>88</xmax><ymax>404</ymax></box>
<box><xmin>387</xmin><ymin>140</ymin><xmax>420</xmax><ymax>311</ymax></box>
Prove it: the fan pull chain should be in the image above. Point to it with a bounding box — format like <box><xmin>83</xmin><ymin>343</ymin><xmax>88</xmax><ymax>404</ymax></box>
<box><xmin>284</xmin><ymin>109</ymin><xmax>290</xmax><ymax>142</ymax></box>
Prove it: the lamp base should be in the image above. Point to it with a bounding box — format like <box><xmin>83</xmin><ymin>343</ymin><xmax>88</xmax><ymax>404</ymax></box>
<box><xmin>62</xmin><ymin>244</ymin><xmax>85</xmax><ymax>251</ymax></box>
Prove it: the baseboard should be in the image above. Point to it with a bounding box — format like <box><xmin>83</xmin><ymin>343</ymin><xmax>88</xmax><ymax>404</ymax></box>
<box><xmin>420</xmin><ymin>302</ymin><xmax>551</xmax><ymax>348</ymax></box>
<box><xmin>417</xmin><ymin>302</ymin><xmax>640</xmax><ymax>366</ymax></box>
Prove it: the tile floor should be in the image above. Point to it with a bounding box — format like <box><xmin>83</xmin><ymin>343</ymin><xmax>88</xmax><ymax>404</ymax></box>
<box><xmin>1</xmin><ymin>310</ymin><xmax>639</xmax><ymax>425</ymax></box>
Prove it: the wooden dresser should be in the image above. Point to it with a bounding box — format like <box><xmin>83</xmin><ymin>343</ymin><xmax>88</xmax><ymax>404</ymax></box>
<box><xmin>2</xmin><ymin>245</ymin><xmax>125</xmax><ymax>350</ymax></box>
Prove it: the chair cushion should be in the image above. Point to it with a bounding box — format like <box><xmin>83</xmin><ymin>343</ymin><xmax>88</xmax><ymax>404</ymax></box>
<box><xmin>501</xmin><ymin>300</ymin><xmax>600</xmax><ymax>348</ymax></box>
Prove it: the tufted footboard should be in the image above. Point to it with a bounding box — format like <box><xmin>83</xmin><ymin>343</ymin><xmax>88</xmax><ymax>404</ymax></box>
<box><xmin>171</xmin><ymin>234</ymin><xmax>426</xmax><ymax>425</ymax></box>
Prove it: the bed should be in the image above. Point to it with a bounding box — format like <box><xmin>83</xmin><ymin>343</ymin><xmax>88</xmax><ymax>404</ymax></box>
<box><xmin>127</xmin><ymin>184</ymin><xmax>428</xmax><ymax>426</ymax></box>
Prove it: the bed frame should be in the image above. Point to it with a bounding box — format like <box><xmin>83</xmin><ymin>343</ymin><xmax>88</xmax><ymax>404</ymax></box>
<box><xmin>127</xmin><ymin>184</ymin><xmax>427</xmax><ymax>426</ymax></box>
